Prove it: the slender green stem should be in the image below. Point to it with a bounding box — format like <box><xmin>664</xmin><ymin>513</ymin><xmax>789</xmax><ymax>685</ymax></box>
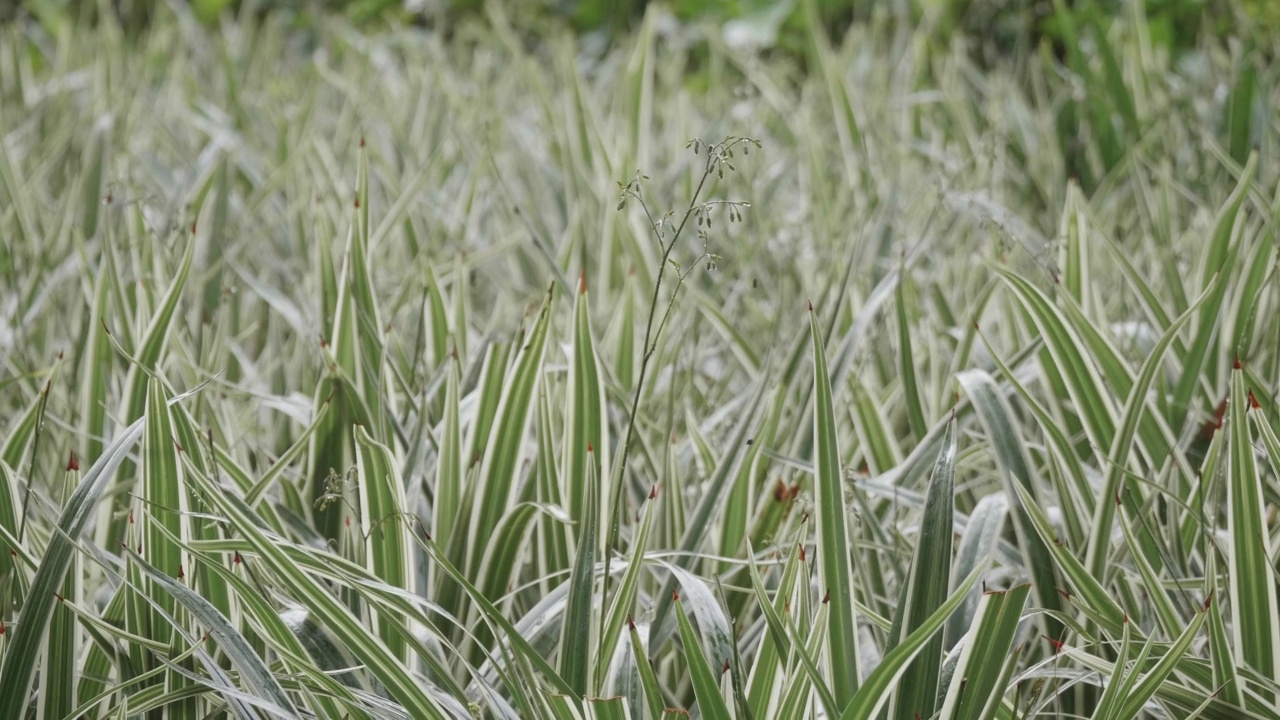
<box><xmin>596</xmin><ymin>145</ymin><xmax>722</xmax><ymax>655</ymax></box>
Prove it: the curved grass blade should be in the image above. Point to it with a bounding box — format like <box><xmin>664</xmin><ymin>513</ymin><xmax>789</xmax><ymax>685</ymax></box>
<box><xmin>674</xmin><ymin>590</ymin><xmax>732</xmax><ymax>720</ymax></box>
<box><xmin>938</xmin><ymin>583</ymin><xmax>1030</xmax><ymax>720</ymax></box>
<box><xmin>37</xmin><ymin>455</ymin><xmax>84</xmax><ymax>720</ymax></box>
<box><xmin>1171</xmin><ymin>153</ymin><xmax>1256</xmax><ymax>430</ymax></box>
<box><xmin>466</xmin><ymin>286</ymin><xmax>553</xmax><ymax>579</ymax></box>
<box><xmin>886</xmin><ymin>413</ymin><xmax>956</xmax><ymax>720</ymax></box>
<box><xmin>122</xmin><ymin>546</ymin><xmax>298</xmax><ymax>717</ymax></box>
<box><xmin>0</xmin><ymin>417</ymin><xmax>145</xmax><ymax>718</ymax></box>
<box><xmin>597</xmin><ymin>486</ymin><xmax>658</xmax><ymax>692</ymax></box>
<box><xmin>1085</xmin><ymin>272</ymin><xmax>1215</xmax><ymax>578</ymax></box>
<box><xmin>560</xmin><ymin>446</ymin><xmax>599</xmax><ymax>697</ymax></box>
<box><xmin>1009</xmin><ymin>482</ymin><xmax>1127</xmax><ymax>634</ymax></box>
<box><xmin>422</xmin><ymin>536</ymin><xmax>577</xmax><ymax>698</ymax></box>
<box><xmin>808</xmin><ymin>303</ymin><xmax>860</xmax><ymax>705</ymax></box>
<box><xmin>189</xmin><ymin>475</ymin><xmax>450</xmax><ymax>718</ymax></box>
<box><xmin>840</xmin><ymin>566</ymin><xmax>981</xmax><ymax>720</ymax></box>
<box><xmin>945</xmin><ymin>492</ymin><xmax>1008</xmax><ymax>650</ymax></box>
<box><xmin>565</xmin><ymin>273</ymin><xmax>609</xmax><ymax>546</ymax></box>
<box><xmin>628</xmin><ymin>619</ymin><xmax>664</xmax><ymax>720</ymax></box>
<box><xmin>354</xmin><ymin>425</ymin><xmax>412</xmax><ymax>662</ymax></box>
<box><xmin>956</xmin><ymin>369</ymin><xmax>1062</xmax><ymax>639</ymax></box>
<box><xmin>1227</xmin><ymin>365</ymin><xmax>1279</xmax><ymax>695</ymax></box>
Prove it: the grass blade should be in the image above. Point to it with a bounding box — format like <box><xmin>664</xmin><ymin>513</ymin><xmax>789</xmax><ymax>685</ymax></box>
<box><xmin>809</xmin><ymin>303</ymin><xmax>860</xmax><ymax>705</ymax></box>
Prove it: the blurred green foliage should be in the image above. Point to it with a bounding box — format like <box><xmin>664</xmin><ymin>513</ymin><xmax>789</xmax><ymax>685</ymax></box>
<box><xmin>5</xmin><ymin>0</ymin><xmax>1267</xmax><ymax>196</ymax></box>
<box><xmin>8</xmin><ymin>0</ymin><xmax>1272</xmax><ymax>50</ymax></box>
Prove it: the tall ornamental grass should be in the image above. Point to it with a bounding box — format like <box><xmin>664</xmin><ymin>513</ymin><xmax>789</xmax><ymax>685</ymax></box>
<box><xmin>0</xmin><ymin>5</ymin><xmax>1278</xmax><ymax>718</ymax></box>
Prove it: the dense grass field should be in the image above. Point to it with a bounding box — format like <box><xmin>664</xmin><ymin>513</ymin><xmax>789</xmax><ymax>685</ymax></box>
<box><xmin>1</xmin><ymin>4</ymin><xmax>1278</xmax><ymax>718</ymax></box>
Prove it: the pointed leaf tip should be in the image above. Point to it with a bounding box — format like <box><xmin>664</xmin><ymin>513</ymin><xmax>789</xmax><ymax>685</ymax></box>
<box><xmin>66</xmin><ymin>451</ymin><xmax>78</xmax><ymax>471</ymax></box>
<box><xmin>807</xmin><ymin>300</ymin><xmax>813</xmax><ymax>312</ymax></box>
<box><xmin>673</xmin><ymin>590</ymin><xmax>681</xmax><ymax>602</ymax></box>
<box><xmin>1234</xmin><ymin>356</ymin><xmax>1242</xmax><ymax>369</ymax></box>
<box><xmin>578</xmin><ymin>270</ymin><xmax>587</xmax><ymax>295</ymax></box>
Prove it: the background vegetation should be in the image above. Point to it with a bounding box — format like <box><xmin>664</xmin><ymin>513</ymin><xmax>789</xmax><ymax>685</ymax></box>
<box><xmin>0</xmin><ymin>0</ymin><xmax>1278</xmax><ymax>717</ymax></box>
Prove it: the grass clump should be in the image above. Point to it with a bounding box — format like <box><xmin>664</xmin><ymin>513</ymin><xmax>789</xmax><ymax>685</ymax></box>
<box><xmin>1</xmin><ymin>4</ymin><xmax>1279</xmax><ymax>719</ymax></box>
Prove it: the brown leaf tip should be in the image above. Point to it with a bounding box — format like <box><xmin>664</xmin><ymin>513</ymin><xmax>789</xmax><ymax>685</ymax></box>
<box><xmin>649</xmin><ymin>484</ymin><xmax>658</xmax><ymax>500</ymax></box>
<box><xmin>821</xmin><ymin>589</ymin><xmax>830</xmax><ymax>605</ymax></box>
<box><xmin>67</xmin><ymin>451</ymin><xmax>79</xmax><ymax>471</ymax></box>
<box><xmin>798</xmin><ymin>544</ymin><xmax>806</xmax><ymax>562</ymax></box>
<box><xmin>627</xmin><ymin>614</ymin><xmax>635</xmax><ymax>630</ymax></box>
<box><xmin>587</xmin><ymin>441</ymin><xmax>594</xmax><ymax>454</ymax></box>
<box><xmin>359</xmin><ymin>136</ymin><xmax>366</xmax><ymax>148</ymax></box>
<box><xmin>672</xmin><ymin>590</ymin><xmax>681</xmax><ymax>602</ymax></box>
<box><xmin>579</xmin><ymin>270</ymin><xmax>587</xmax><ymax>295</ymax></box>
<box><xmin>1248</xmin><ymin>389</ymin><xmax>1261</xmax><ymax>409</ymax></box>
<box><xmin>807</xmin><ymin>300</ymin><xmax>814</xmax><ymax>312</ymax></box>
<box><xmin>1234</xmin><ymin>356</ymin><xmax>1242</xmax><ymax>370</ymax></box>
<box><xmin>1203</xmin><ymin>590</ymin><xmax>1214</xmax><ymax>611</ymax></box>
<box><xmin>721</xmin><ymin>659</ymin><xmax>731</xmax><ymax>674</ymax></box>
